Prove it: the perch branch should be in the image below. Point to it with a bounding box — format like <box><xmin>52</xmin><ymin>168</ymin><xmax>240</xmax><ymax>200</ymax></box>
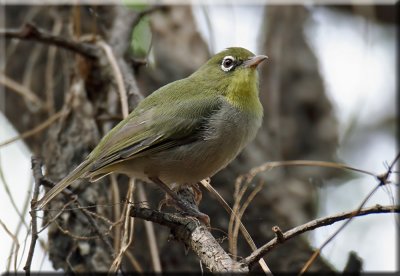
<box><xmin>242</xmin><ymin>204</ymin><xmax>400</xmax><ymax>268</ymax></box>
<box><xmin>129</xmin><ymin>206</ymin><xmax>248</xmax><ymax>273</ymax></box>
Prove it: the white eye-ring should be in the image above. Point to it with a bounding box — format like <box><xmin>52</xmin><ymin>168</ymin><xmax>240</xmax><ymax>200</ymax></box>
<box><xmin>221</xmin><ymin>55</ymin><xmax>235</xmax><ymax>72</ymax></box>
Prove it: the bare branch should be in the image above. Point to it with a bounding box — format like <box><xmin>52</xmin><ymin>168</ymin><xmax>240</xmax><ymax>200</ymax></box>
<box><xmin>0</xmin><ymin>157</ymin><xmax>29</xmax><ymax>229</ymax></box>
<box><xmin>129</xmin><ymin>206</ymin><xmax>248</xmax><ymax>273</ymax></box>
<box><xmin>107</xmin><ymin>6</ymin><xmax>145</xmax><ymax>108</ymax></box>
<box><xmin>137</xmin><ymin>183</ymin><xmax>162</xmax><ymax>272</ymax></box>
<box><xmin>0</xmin><ymin>23</ymin><xmax>99</xmax><ymax>59</ymax></box>
<box><xmin>242</xmin><ymin>204</ymin><xmax>400</xmax><ymax>268</ymax></box>
<box><xmin>44</xmin><ymin>18</ymin><xmax>63</xmax><ymax>115</ymax></box>
<box><xmin>0</xmin><ymin>110</ymin><xmax>65</xmax><ymax>148</ymax></box>
<box><xmin>247</xmin><ymin>160</ymin><xmax>377</xmax><ymax>179</ymax></box>
<box><xmin>97</xmin><ymin>41</ymin><xmax>129</xmax><ymax>118</ymax></box>
<box><xmin>0</xmin><ymin>218</ymin><xmax>20</xmax><ymax>272</ymax></box>
<box><xmin>109</xmin><ymin>179</ymin><xmax>135</xmax><ymax>272</ymax></box>
<box><xmin>0</xmin><ymin>73</ymin><xmax>43</xmax><ymax>109</ymax></box>
<box><xmin>272</xmin><ymin>226</ymin><xmax>284</xmax><ymax>243</ymax></box>
<box><xmin>23</xmin><ymin>157</ymin><xmax>42</xmax><ymax>273</ymax></box>
<box><xmin>200</xmin><ymin>179</ymin><xmax>271</xmax><ymax>273</ymax></box>
<box><xmin>299</xmin><ymin>152</ymin><xmax>400</xmax><ymax>274</ymax></box>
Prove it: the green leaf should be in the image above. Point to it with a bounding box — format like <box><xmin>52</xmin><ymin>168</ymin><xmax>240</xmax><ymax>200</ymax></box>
<box><xmin>130</xmin><ymin>15</ymin><xmax>152</xmax><ymax>58</ymax></box>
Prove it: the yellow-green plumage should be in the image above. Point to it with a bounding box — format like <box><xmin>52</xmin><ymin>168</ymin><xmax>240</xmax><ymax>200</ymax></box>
<box><xmin>36</xmin><ymin>47</ymin><xmax>267</xmax><ymax>209</ymax></box>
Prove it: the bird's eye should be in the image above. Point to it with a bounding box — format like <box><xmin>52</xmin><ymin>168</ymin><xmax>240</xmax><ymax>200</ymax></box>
<box><xmin>221</xmin><ymin>56</ymin><xmax>235</xmax><ymax>72</ymax></box>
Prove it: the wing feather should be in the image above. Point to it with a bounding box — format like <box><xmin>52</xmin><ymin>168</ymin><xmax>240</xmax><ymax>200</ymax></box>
<box><xmin>87</xmin><ymin>80</ymin><xmax>223</xmax><ymax>174</ymax></box>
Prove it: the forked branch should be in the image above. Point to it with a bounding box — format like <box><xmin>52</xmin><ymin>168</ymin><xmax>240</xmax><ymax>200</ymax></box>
<box><xmin>242</xmin><ymin>204</ymin><xmax>399</xmax><ymax>268</ymax></box>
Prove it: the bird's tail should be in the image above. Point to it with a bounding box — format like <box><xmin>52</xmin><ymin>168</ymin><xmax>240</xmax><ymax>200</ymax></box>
<box><xmin>35</xmin><ymin>160</ymin><xmax>91</xmax><ymax>210</ymax></box>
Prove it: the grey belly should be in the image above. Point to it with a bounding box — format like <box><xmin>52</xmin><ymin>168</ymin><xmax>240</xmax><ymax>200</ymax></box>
<box><xmin>117</xmin><ymin>106</ymin><xmax>261</xmax><ymax>185</ymax></box>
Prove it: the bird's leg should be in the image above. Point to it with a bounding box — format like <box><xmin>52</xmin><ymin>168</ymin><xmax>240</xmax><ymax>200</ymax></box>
<box><xmin>149</xmin><ymin>177</ymin><xmax>210</xmax><ymax>226</ymax></box>
<box><xmin>157</xmin><ymin>193</ymin><xmax>174</xmax><ymax>211</ymax></box>
<box><xmin>190</xmin><ymin>182</ymin><xmax>202</xmax><ymax>206</ymax></box>
<box><xmin>158</xmin><ymin>183</ymin><xmax>202</xmax><ymax>211</ymax></box>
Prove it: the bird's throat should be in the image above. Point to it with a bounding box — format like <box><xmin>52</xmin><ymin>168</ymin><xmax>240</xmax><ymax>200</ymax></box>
<box><xmin>224</xmin><ymin>71</ymin><xmax>262</xmax><ymax>115</ymax></box>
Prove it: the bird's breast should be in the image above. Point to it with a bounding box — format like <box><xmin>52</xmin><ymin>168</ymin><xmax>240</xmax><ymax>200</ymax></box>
<box><xmin>155</xmin><ymin>102</ymin><xmax>262</xmax><ymax>184</ymax></box>
<box><xmin>118</xmin><ymin>101</ymin><xmax>262</xmax><ymax>186</ymax></box>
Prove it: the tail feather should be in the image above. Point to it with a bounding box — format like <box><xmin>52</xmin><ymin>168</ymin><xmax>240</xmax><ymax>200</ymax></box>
<box><xmin>35</xmin><ymin>160</ymin><xmax>91</xmax><ymax>209</ymax></box>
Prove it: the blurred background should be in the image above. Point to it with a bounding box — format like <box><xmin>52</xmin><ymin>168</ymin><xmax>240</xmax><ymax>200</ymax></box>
<box><xmin>0</xmin><ymin>1</ymin><xmax>397</xmax><ymax>273</ymax></box>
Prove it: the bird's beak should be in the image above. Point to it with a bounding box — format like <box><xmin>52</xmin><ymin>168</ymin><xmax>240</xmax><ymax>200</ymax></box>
<box><xmin>244</xmin><ymin>55</ymin><xmax>268</xmax><ymax>68</ymax></box>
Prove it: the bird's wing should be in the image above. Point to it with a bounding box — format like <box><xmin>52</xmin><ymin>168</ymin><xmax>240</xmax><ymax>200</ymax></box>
<box><xmin>36</xmin><ymin>78</ymin><xmax>224</xmax><ymax>209</ymax></box>
<box><xmin>86</xmin><ymin>91</ymin><xmax>223</xmax><ymax>174</ymax></box>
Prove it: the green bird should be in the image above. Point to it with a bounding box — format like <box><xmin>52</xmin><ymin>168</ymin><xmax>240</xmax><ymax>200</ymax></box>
<box><xmin>36</xmin><ymin>47</ymin><xmax>267</xmax><ymax>221</ymax></box>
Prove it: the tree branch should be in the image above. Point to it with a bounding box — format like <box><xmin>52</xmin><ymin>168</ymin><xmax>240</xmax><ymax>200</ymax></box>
<box><xmin>129</xmin><ymin>206</ymin><xmax>248</xmax><ymax>273</ymax></box>
<box><xmin>242</xmin><ymin>204</ymin><xmax>400</xmax><ymax>268</ymax></box>
<box><xmin>299</xmin><ymin>152</ymin><xmax>400</xmax><ymax>273</ymax></box>
<box><xmin>1</xmin><ymin>22</ymin><xmax>99</xmax><ymax>59</ymax></box>
<box><xmin>23</xmin><ymin>157</ymin><xmax>42</xmax><ymax>274</ymax></box>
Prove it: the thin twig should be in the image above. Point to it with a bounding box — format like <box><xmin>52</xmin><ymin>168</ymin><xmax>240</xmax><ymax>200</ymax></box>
<box><xmin>248</xmin><ymin>160</ymin><xmax>377</xmax><ymax>179</ymax></box>
<box><xmin>0</xmin><ymin>218</ymin><xmax>20</xmax><ymax>273</ymax></box>
<box><xmin>0</xmin><ymin>22</ymin><xmax>98</xmax><ymax>59</ymax></box>
<box><xmin>229</xmin><ymin>173</ymin><xmax>254</xmax><ymax>258</ymax></box>
<box><xmin>0</xmin><ymin>155</ymin><xmax>29</xmax><ymax>229</ymax></box>
<box><xmin>1</xmin><ymin>7</ymin><xmax>41</xmax><ymax>69</ymax></box>
<box><xmin>124</xmin><ymin>250</ymin><xmax>144</xmax><ymax>272</ymax></box>
<box><xmin>232</xmin><ymin>180</ymin><xmax>264</xmax><ymax>262</ymax></box>
<box><xmin>23</xmin><ymin>157</ymin><xmax>42</xmax><ymax>274</ymax></box>
<box><xmin>45</xmin><ymin>18</ymin><xmax>63</xmax><ymax>115</ymax></box>
<box><xmin>37</xmin><ymin>200</ymin><xmax>76</xmax><ymax>235</ymax></box>
<box><xmin>7</xmin><ymin>176</ymin><xmax>31</xmax><ymax>271</ymax></box>
<box><xmin>38</xmin><ymin>178</ymin><xmax>116</xmax><ymax>257</ymax></box>
<box><xmin>299</xmin><ymin>152</ymin><xmax>400</xmax><ymax>274</ymax></box>
<box><xmin>102</xmin><ymin>41</ymin><xmax>132</xmax><ymax>268</ymax></box>
<box><xmin>300</xmin><ymin>183</ymin><xmax>380</xmax><ymax>274</ymax></box>
<box><xmin>109</xmin><ymin>179</ymin><xmax>135</xmax><ymax>272</ymax></box>
<box><xmin>97</xmin><ymin>41</ymin><xmax>129</xmax><ymax>118</ymax></box>
<box><xmin>0</xmin><ymin>73</ymin><xmax>43</xmax><ymax>109</ymax></box>
<box><xmin>137</xmin><ymin>183</ymin><xmax>162</xmax><ymax>272</ymax></box>
<box><xmin>108</xmin><ymin>6</ymin><xmax>147</xmax><ymax>108</ymax></box>
<box><xmin>0</xmin><ymin>110</ymin><xmax>65</xmax><ymax>148</ymax></box>
<box><xmin>242</xmin><ymin>204</ymin><xmax>400</xmax><ymax>268</ymax></box>
<box><xmin>53</xmin><ymin>219</ymin><xmax>107</xmax><ymax>240</ymax></box>
<box><xmin>200</xmin><ymin>179</ymin><xmax>272</xmax><ymax>274</ymax></box>
<box><xmin>110</xmin><ymin>174</ymin><xmax>122</xmax><ymax>252</ymax></box>
<box><xmin>22</xmin><ymin>43</ymin><xmax>42</xmax><ymax>113</ymax></box>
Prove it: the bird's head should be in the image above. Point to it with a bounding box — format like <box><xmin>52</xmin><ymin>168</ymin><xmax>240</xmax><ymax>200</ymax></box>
<box><xmin>191</xmin><ymin>47</ymin><xmax>268</xmax><ymax>93</ymax></box>
<box><xmin>189</xmin><ymin>47</ymin><xmax>267</xmax><ymax>112</ymax></box>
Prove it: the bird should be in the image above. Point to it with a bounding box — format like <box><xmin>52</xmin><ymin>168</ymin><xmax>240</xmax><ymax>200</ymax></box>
<box><xmin>36</xmin><ymin>47</ymin><xmax>267</xmax><ymax>223</ymax></box>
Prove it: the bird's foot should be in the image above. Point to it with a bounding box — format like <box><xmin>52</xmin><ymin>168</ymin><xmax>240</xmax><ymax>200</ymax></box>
<box><xmin>150</xmin><ymin>177</ymin><xmax>210</xmax><ymax>227</ymax></box>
